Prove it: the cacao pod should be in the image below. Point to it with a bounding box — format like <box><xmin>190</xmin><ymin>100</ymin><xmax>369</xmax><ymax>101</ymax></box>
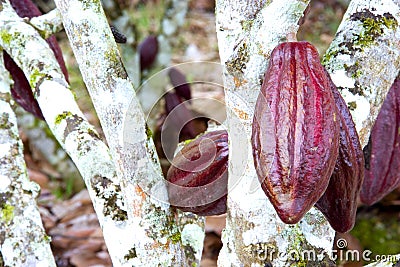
<box><xmin>315</xmin><ymin>73</ymin><xmax>364</xmax><ymax>233</ymax></box>
<box><xmin>166</xmin><ymin>130</ymin><xmax>228</xmax><ymax>216</ymax></box>
<box><xmin>168</xmin><ymin>67</ymin><xmax>192</xmax><ymax>101</ymax></box>
<box><xmin>164</xmin><ymin>92</ymin><xmax>197</xmax><ymax>140</ymax></box>
<box><xmin>5</xmin><ymin>0</ymin><xmax>69</xmax><ymax>119</ymax></box>
<box><xmin>251</xmin><ymin>41</ymin><xmax>339</xmax><ymax>224</ymax></box>
<box><xmin>360</xmin><ymin>76</ymin><xmax>400</xmax><ymax>205</ymax></box>
<box><xmin>139</xmin><ymin>35</ymin><xmax>158</xmax><ymax>70</ymax></box>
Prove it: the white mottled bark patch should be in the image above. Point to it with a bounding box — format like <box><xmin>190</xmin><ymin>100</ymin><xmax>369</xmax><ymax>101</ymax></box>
<box><xmin>16</xmin><ymin>107</ymin><xmax>80</xmax><ymax>180</ymax></box>
<box><xmin>29</xmin><ymin>9</ymin><xmax>64</xmax><ymax>38</ymax></box>
<box><xmin>0</xmin><ymin>2</ymin><xmax>136</xmax><ymax>264</ymax></box>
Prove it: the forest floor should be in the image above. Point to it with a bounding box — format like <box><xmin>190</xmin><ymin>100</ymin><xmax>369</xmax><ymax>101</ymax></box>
<box><xmin>23</xmin><ymin>0</ymin><xmax>400</xmax><ymax>266</ymax></box>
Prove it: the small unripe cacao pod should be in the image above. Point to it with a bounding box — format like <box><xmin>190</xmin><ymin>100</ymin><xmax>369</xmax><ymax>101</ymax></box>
<box><xmin>166</xmin><ymin>130</ymin><xmax>228</xmax><ymax>216</ymax></box>
<box><xmin>110</xmin><ymin>25</ymin><xmax>127</xmax><ymax>43</ymax></box>
<box><xmin>251</xmin><ymin>41</ymin><xmax>339</xmax><ymax>224</ymax></box>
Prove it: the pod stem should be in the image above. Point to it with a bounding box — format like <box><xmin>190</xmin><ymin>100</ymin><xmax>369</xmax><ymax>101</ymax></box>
<box><xmin>286</xmin><ymin>32</ymin><xmax>298</xmax><ymax>42</ymax></box>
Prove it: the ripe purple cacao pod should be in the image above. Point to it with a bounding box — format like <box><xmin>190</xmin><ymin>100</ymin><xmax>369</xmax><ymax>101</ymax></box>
<box><xmin>6</xmin><ymin>0</ymin><xmax>69</xmax><ymax>119</ymax></box>
<box><xmin>139</xmin><ymin>35</ymin><xmax>158</xmax><ymax>70</ymax></box>
<box><xmin>315</xmin><ymin>75</ymin><xmax>364</xmax><ymax>233</ymax></box>
<box><xmin>168</xmin><ymin>67</ymin><xmax>192</xmax><ymax>101</ymax></box>
<box><xmin>251</xmin><ymin>41</ymin><xmax>339</xmax><ymax>224</ymax></box>
<box><xmin>166</xmin><ymin>130</ymin><xmax>228</xmax><ymax>216</ymax></box>
<box><xmin>360</xmin><ymin>77</ymin><xmax>400</xmax><ymax>205</ymax></box>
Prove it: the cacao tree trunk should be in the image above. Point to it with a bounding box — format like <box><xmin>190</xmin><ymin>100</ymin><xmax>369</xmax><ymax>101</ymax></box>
<box><xmin>15</xmin><ymin>107</ymin><xmax>82</xmax><ymax>182</ymax></box>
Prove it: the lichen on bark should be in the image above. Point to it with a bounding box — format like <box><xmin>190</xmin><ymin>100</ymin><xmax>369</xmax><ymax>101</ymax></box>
<box><xmin>323</xmin><ymin>0</ymin><xmax>400</xmax><ymax>147</ymax></box>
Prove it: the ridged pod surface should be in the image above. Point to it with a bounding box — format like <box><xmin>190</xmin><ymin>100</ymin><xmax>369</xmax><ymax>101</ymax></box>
<box><xmin>315</xmin><ymin>74</ymin><xmax>364</xmax><ymax>233</ymax></box>
<box><xmin>361</xmin><ymin>77</ymin><xmax>400</xmax><ymax>205</ymax></box>
<box><xmin>5</xmin><ymin>0</ymin><xmax>69</xmax><ymax>119</ymax></box>
<box><xmin>166</xmin><ymin>130</ymin><xmax>228</xmax><ymax>216</ymax></box>
<box><xmin>252</xmin><ymin>41</ymin><xmax>339</xmax><ymax>224</ymax></box>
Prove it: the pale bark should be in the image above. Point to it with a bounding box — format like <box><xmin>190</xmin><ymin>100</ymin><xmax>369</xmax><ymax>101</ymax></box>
<box><xmin>15</xmin><ymin>107</ymin><xmax>81</xmax><ymax>180</ymax></box>
<box><xmin>29</xmin><ymin>8</ymin><xmax>63</xmax><ymax>38</ymax></box>
<box><xmin>1</xmin><ymin>0</ymin><xmax>202</xmax><ymax>265</ymax></box>
<box><xmin>323</xmin><ymin>0</ymin><xmax>400</xmax><ymax>147</ymax></box>
<box><xmin>216</xmin><ymin>0</ymin><xmax>400</xmax><ymax>266</ymax></box>
<box><xmin>0</xmin><ymin>52</ymin><xmax>56</xmax><ymax>267</ymax></box>
<box><xmin>2</xmin><ymin>0</ymin><xmax>398</xmax><ymax>265</ymax></box>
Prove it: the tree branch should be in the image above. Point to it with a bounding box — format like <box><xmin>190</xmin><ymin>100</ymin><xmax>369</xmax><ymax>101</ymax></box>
<box><xmin>15</xmin><ymin>107</ymin><xmax>81</xmax><ymax>180</ymax></box>
<box><xmin>0</xmin><ymin>51</ymin><xmax>56</xmax><ymax>267</ymax></box>
<box><xmin>323</xmin><ymin>0</ymin><xmax>400</xmax><ymax>147</ymax></box>
<box><xmin>29</xmin><ymin>8</ymin><xmax>63</xmax><ymax>38</ymax></box>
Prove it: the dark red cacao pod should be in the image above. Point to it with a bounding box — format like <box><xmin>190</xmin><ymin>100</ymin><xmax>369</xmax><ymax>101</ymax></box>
<box><xmin>315</xmin><ymin>75</ymin><xmax>364</xmax><ymax>233</ymax></box>
<box><xmin>139</xmin><ymin>35</ymin><xmax>158</xmax><ymax>70</ymax></box>
<box><xmin>360</xmin><ymin>77</ymin><xmax>400</xmax><ymax>205</ymax></box>
<box><xmin>6</xmin><ymin>0</ymin><xmax>69</xmax><ymax>119</ymax></box>
<box><xmin>166</xmin><ymin>130</ymin><xmax>228</xmax><ymax>216</ymax></box>
<box><xmin>168</xmin><ymin>67</ymin><xmax>192</xmax><ymax>101</ymax></box>
<box><xmin>251</xmin><ymin>41</ymin><xmax>340</xmax><ymax>224</ymax></box>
